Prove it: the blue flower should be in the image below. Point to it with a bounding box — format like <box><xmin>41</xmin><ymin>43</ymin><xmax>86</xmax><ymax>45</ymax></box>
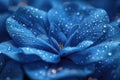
<box><xmin>0</xmin><ymin>1</ymin><xmax>120</xmax><ymax>80</ymax></box>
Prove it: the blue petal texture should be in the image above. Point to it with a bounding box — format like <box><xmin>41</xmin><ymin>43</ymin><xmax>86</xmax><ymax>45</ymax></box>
<box><xmin>0</xmin><ymin>0</ymin><xmax>120</xmax><ymax>80</ymax></box>
<box><xmin>23</xmin><ymin>59</ymin><xmax>93</xmax><ymax>80</ymax></box>
<box><xmin>0</xmin><ymin>41</ymin><xmax>60</xmax><ymax>63</ymax></box>
<box><xmin>48</xmin><ymin>2</ymin><xmax>109</xmax><ymax>46</ymax></box>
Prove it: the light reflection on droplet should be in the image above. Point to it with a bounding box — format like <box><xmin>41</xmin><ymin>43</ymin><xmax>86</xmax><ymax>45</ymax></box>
<box><xmin>108</xmin><ymin>52</ymin><xmax>112</xmax><ymax>56</ymax></box>
<box><xmin>51</xmin><ymin>69</ymin><xmax>56</xmax><ymax>74</ymax></box>
<box><xmin>6</xmin><ymin>77</ymin><xmax>10</xmax><ymax>80</ymax></box>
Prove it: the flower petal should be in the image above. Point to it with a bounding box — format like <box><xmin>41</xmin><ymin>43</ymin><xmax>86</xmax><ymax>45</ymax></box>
<box><xmin>48</xmin><ymin>2</ymin><xmax>93</xmax><ymax>36</ymax></box>
<box><xmin>0</xmin><ymin>41</ymin><xmax>60</xmax><ymax>63</ymax></box>
<box><xmin>107</xmin><ymin>21</ymin><xmax>120</xmax><ymax>41</ymax></box>
<box><xmin>49</xmin><ymin>37</ymin><xmax>60</xmax><ymax>51</ymax></box>
<box><xmin>49</xmin><ymin>24</ymin><xmax>67</xmax><ymax>45</ymax></box>
<box><xmin>47</xmin><ymin>59</ymin><xmax>93</xmax><ymax>80</ymax></box>
<box><xmin>21</xmin><ymin>47</ymin><xmax>60</xmax><ymax>63</ymax></box>
<box><xmin>7</xmin><ymin>17</ymin><xmax>58</xmax><ymax>53</ymax></box>
<box><xmin>60</xmin><ymin>40</ymin><xmax>93</xmax><ymax>56</ymax></box>
<box><xmin>60</xmin><ymin>47</ymin><xmax>81</xmax><ymax>56</ymax></box>
<box><xmin>68</xmin><ymin>41</ymin><xmax>120</xmax><ymax>64</ymax></box>
<box><xmin>23</xmin><ymin>59</ymin><xmax>93</xmax><ymax>80</ymax></box>
<box><xmin>0</xmin><ymin>41</ymin><xmax>22</xmax><ymax>62</ymax></box>
<box><xmin>48</xmin><ymin>2</ymin><xmax>109</xmax><ymax>46</ymax></box>
<box><xmin>23</xmin><ymin>61</ymin><xmax>51</xmax><ymax>80</ymax></box>
<box><xmin>7</xmin><ymin>17</ymin><xmax>40</xmax><ymax>47</ymax></box>
<box><xmin>13</xmin><ymin>6</ymin><xmax>49</xmax><ymax>34</ymax></box>
<box><xmin>70</xmin><ymin>10</ymin><xmax>109</xmax><ymax>46</ymax></box>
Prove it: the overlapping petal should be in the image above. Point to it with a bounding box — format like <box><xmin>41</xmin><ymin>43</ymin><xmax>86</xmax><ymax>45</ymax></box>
<box><xmin>48</xmin><ymin>2</ymin><xmax>110</xmax><ymax>46</ymax></box>
<box><xmin>0</xmin><ymin>41</ymin><xmax>60</xmax><ymax>63</ymax></box>
<box><xmin>12</xmin><ymin>6</ymin><xmax>49</xmax><ymax>34</ymax></box>
<box><xmin>6</xmin><ymin>7</ymin><xmax>58</xmax><ymax>53</ymax></box>
<box><xmin>0</xmin><ymin>41</ymin><xmax>22</xmax><ymax>62</ymax></box>
<box><xmin>21</xmin><ymin>47</ymin><xmax>60</xmax><ymax>63</ymax></box>
<box><xmin>23</xmin><ymin>59</ymin><xmax>93</xmax><ymax>80</ymax></box>
<box><xmin>60</xmin><ymin>40</ymin><xmax>93</xmax><ymax>56</ymax></box>
<box><xmin>68</xmin><ymin>41</ymin><xmax>120</xmax><ymax>65</ymax></box>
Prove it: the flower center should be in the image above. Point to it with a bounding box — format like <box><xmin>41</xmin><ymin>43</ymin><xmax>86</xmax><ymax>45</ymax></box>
<box><xmin>59</xmin><ymin>43</ymin><xmax>64</xmax><ymax>50</ymax></box>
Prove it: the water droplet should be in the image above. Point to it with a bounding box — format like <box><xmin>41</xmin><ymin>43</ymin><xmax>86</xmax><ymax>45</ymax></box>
<box><xmin>108</xmin><ymin>52</ymin><xmax>112</xmax><ymax>56</ymax></box>
<box><xmin>6</xmin><ymin>77</ymin><xmax>10</xmax><ymax>80</ymax></box>
<box><xmin>29</xmin><ymin>15</ymin><xmax>32</xmax><ymax>18</ymax></box>
<box><xmin>105</xmin><ymin>45</ymin><xmax>108</xmax><ymax>48</ymax></box>
<box><xmin>35</xmin><ymin>9</ymin><xmax>38</xmax><ymax>11</ymax></box>
<box><xmin>117</xmin><ymin>18</ymin><xmax>120</xmax><ymax>22</ymax></box>
<box><xmin>40</xmin><ymin>16</ymin><xmax>43</xmax><ymax>19</ymax></box>
<box><xmin>55</xmin><ymin>11</ymin><xmax>58</xmax><ymax>14</ymax></box>
<box><xmin>57</xmin><ymin>67</ymin><xmax>63</xmax><ymax>71</ymax></box>
<box><xmin>103</xmin><ymin>30</ymin><xmax>106</xmax><ymax>33</ymax></box>
<box><xmin>49</xmin><ymin>56</ymin><xmax>52</xmax><ymax>59</ymax></box>
<box><xmin>96</xmin><ymin>15</ymin><xmax>99</xmax><ymax>17</ymax></box>
<box><xmin>76</xmin><ymin>12</ymin><xmax>80</xmax><ymax>16</ymax></box>
<box><xmin>34</xmin><ymin>73</ymin><xmax>38</xmax><ymax>76</ymax></box>
<box><xmin>0</xmin><ymin>51</ymin><xmax>1</xmax><ymax>54</ymax></box>
<box><xmin>26</xmin><ymin>48</ymin><xmax>29</xmax><ymax>50</ymax></box>
<box><xmin>51</xmin><ymin>69</ymin><xmax>56</xmax><ymax>74</ymax></box>
<box><xmin>36</xmin><ymin>15</ymin><xmax>38</xmax><ymax>18</ymax></box>
<box><xmin>65</xmin><ymin>8</ymin><xmax>68</xmax><ymax>11</ymax></box>
<box><xmin>45</xmin><ymin>66</ymin><xmax>48</xmax><ymax>69</ymax></box>
<box><xmin>103</xmin><ymin>25</ymin><xmax>106</xmax><ymax>28</ymax></box>
<box><xmin>0</xmin><ymin>62</ymin><xmax>3</xmax><ymax>66</ymax></box>
<box><xmin>65</xmin><ymin>24</ymin><xmax>68</xmax><ymax>27</ymax></box>
<box><xmin>8</xmin><ymin>47</ymin><xmax>11</xmax><ymax>51</ymax></box>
